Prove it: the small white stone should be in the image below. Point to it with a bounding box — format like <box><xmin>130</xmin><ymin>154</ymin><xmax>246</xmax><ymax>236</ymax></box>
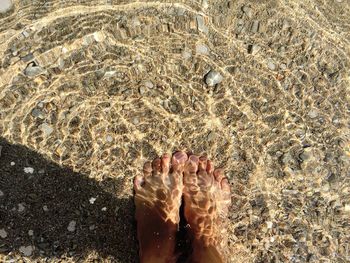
<box><xmin>266</xmin><ymin>221</ymin><xmax>273</xmax><ymax>229</ymax></box>
<box><xmin>10</xmin><ymin>161</ymin><xmax>15</xmax><ymax>166</ymax></box>
<box><xmin>24</xmin><ymin>167</ymin><xmax>34</xmax><ymax>174</ymax></box>
<box><xmin>18</xmin><ymin>203</ymin><xmax>25</xmax><ymax>212</ymax></box>
<box><xmin>62</xmin><ymin>47</ymin><xmax>68</xmax><ymax>53</ymax></box>
<box><xmin>0</xmin><ymin>228</ymin><xmax>8</xmax><ymax>238</ymax></box>
<box><xmin>67</xmin><ymin>220</ymin><xmax>76</xmax><ymax>232</ymax></box>
<box><xmin>196</xmin><ymin>15</ymin><xmax>208</xmax><ymax>34</ymax></box>
<box><xmin>182</xmin><ymin>50</ymin><xmax>192</xmax><ymax>60</ymax></box>
<box><xmin>40</xmin><ymin>123</ymin><xmax>53</xmax><ymax>136</ymax></box>
<box><xmin>28</xmin><ymin>230</ymin><xmax>34</xmax><ymax>236</ymax></box>
<box><xmin>93</xmin><ymin>32</ymin><xmax>104</xmax><ymax>42</ymax></box>
<box><xmin>0</xmin><ymin>190</ymin><xmax>4</xmax><ymax>197</ymax></box>
<box><xmin>201</xmin><ymin>0</ymin><xmax>208</xmax><ymax>9</ymax></box>
<box><xmin>42</xmin><ymin>205</ymin><xmax>49</xmax><ymax>212</ymax></box>
<box><xmin>267</xmin><ymin>59</ymin><xmax>276</xmax><ymax>70</ymax></box>
<box><xmin>89</xmin><ymin>197</ymin><xmax>97</xmax><ymax>204</ymax></box>
<box><xmin>344</xmin><ymin>204</ymin><xmax>350</xmax><ymax>212</ymax></box>
<box><xmin>308</xmin><ymin>109</ymin><xmax>318</xmax><ymax>118</ymax></box>
<box><xmin>144</xmin><ymin>80</ymin><xmax>154</xmax><ymax>89</ymax></box>
<box><xmin>0</xmin><ymin>0</ymin><xmax>12</xmax><ymax>13</ymax></box>
<box><xmin>270</xmin><ymin>237</ymin><xmax>275</xmax><ymax>242</ymax></box>
<box><xmin>19</xmin><ymin>245</ymin><xmax>34</xmax><ymax>256</ymax></box>
<box><xmin>101</xmin><ymin>207</ymin><xmax>107</xmax><ymax>211</ymax></box>
<box><xmin>205</xmin><ymin>70</ymin><xmax>223</xmax><ymax>86</ymax></box>
<box><xmin>196</xmin><ymin>43</ymin><xmax>209</xmax><ymax>55</ymax></box>
<box><xmin>104</xmin><ymin>71</ymin><xmax>116</xmax><ymax>78</ymax></box>
<box><xmin>106</xmin><ymin>135</ymin><xmax>113</xmax><ymax>142</ymax></box>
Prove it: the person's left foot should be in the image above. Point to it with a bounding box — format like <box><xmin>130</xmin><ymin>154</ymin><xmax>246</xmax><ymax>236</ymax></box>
<box><xmin>134</xmin><ymin>151</ymin><xmax>188</xmax><ymax>263</ymax></box>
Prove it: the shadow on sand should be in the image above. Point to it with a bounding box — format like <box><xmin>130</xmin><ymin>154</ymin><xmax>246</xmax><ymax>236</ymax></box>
<box><xmin>0</xmin><ymin>137</ymin><xmax>138</xmax><ymax>262</ymax></box>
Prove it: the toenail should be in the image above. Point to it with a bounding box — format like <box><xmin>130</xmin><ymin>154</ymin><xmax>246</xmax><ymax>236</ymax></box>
<box><xmin>174</xmin><ymin>151</ymin><xmax>187</xmax><ymax>162</ymax></box>
<box><xmin>189</xmin><ymin>155</ymin><xmax>199</xmax><ymax>163</ymax></box>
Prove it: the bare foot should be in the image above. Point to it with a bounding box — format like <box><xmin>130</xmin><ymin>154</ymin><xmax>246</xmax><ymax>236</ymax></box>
<box><xmin>134</xmin><ymin>151</ymin><xmax>188</xmax><ymax>263</ymax></box>
<box><xmin>183</xmin><ymin>155</ymin><xmax>231</xmax><ymax>263</ymax></box>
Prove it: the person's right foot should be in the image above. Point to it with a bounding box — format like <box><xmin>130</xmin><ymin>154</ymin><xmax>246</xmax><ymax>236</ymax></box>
<box><xmin>134</xmin><ymin>151</ymin><xmax>188</xmax><ymax>263</ymax></box>
<box><xmin>183</xmin><ymin>154</ymin><xmax>231</xmax><ymax>263</ymax></box>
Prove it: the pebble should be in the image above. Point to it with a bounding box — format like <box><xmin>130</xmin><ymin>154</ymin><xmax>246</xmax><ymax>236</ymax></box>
<box><xmin>0</xmin><ymin>229</ymin><xmax>7</xmax><ymax>238</ymax></box>
<box><xmin>10</xmin><ymin>161</ymin><xmax>15</xmax><ymax>166</ymax></box>
<box><xmin>58</xmin><ymin>58</ymin><xmax>65</xmax><ymax>69</ymax></box>
<box><xmin>207</xmin><ymin>131</ymin><xmax>216</xmax><ymax>141</ymax></box>
<box><xmin>24</xmin><ymin>167</ymin><xmax>34</xmax><ymax>174</ymax></box>
<box><xmin>182</xmin><ymin>50</ymin><xmax>192</xmax><ymax>60</ymax></box>
<box><xmin>67</xmin><ymin>220</ymin><xmax>76</xmax><ymax>232</ymax></box>
<box><xmin>242</xmin><ymin>5</ymin><xmax>252</xmax><ymax>18</ymax></box>
<box><xmin>308</xmin><ymin>109</ymin><xmax>318</xmax><ymax>118</ymax></box>
<box><xmin>205</xmin><ymin>70</ymin><xmax>223</xmax><ymax>86</ymax></box>
<box><xmin>89</xmin><ymin>197</ymin><xmax>97</xmax><ymax>204</ymax></box>
<box><xmin>18</xmin><ymin>203</ymin><xmax>25</xmax><ymax>212</ymax></box>
<box><xmin>28</xmin><ymin>230</ymin><xmax>33</xmax><ymax>236</ymax></box>
<box><xmin>251</xmin><ymin>20</ymin><xmax>260</xmax><ymax>33</ymax></box>
<box><xmin>0</xmin><ymin>0</ymin><xmax>12</xmax><ymax>13</ymax></box>
<box><xmin>40</xmin><ymin>123</ymin><xmax>53</xmax><ymax>136</ymax></box>
<box><xmin>139</xmin><ymin>86</ymin><xmax>147</xmax><ymax>95</ymax></box>
<box><xmin>42</xmin><ymin>205</ymin><xmax>49</xmax><ymax>212</ymax></box>
<box><xmin>344</xmin><ymin>204</ymin><xmax>350</xmax><ymax>212</ymax></box>
<box><xmin>24</xmin><ymin>64</ymin><xmax>43</xmax><ymax>77</ymax></box>
<box><xmin>196</xmin><ymin>43</ymin><xmax>209</xmax><ymax>55</ymax></box>
<box><xmin>196</xmin><ymin>15</ymin><xmax>208</xmax><ymax>34</ymax></box>
<box><xmin>251</xmin><ymin>44</ymin><xmax>261</xmax><ymax>55</ymax></box>
<box><xmin>144</xmin><ymin>80</ymin><xmax>154</xmax><ymax>89</ymax></box>
<box><xmin>0</xmin><ymin>190</ymin><xmax>3</xmax><ymax>197</ymax></box>
<box><xmin>101</xmin><ymin>207</ymin><xmax>107</xmax><ymax>211</ymax></box>
<box><xmin>267</xmin><ymin>59</ymin><xmax>276</xmax><ymax>70</ymax></box>
<box><xmin>266</xmin><ymin>221</ymin><xmax>273</xmax><ymax>229</ymax></box>
<box><xmin>31</xmin><ymin>108</ymin><xmax>45</xmax><ymax>119</ymax></box>
<box><xmin>131</xmin><ymin>17</ymin><xmax>141</xmax><ymax>27</ymax></box>
<box><xmin>19</xmin><ymin>245</ymin><xmax>34</xmax><ymax>256</ymax></box>
<box><xmin>132</xmin><ymin>117</ymin><xmax>140</xmax><ymax>125</ymax></box>
<box><xmin>104</xmin><ymin>71</ymin><xmax>116</xmax><ymax>78</ymax></box>
<box><xmin>21</xmin><ymin>53</ymin><xmax>34</xmax><ymax>62</ymax></box>
<box><xmin>106</xmin><ymin>135</ymin><xmax>113</xmax><ymax>142</ymax></box>
<box><xmin>201</xmin><ymin>0</ymin><xmax>208</xmax><ymax>9</ymax></box>
<box><xmin>280</xmin><ymin>63</ymin><xmax>287</xmax><ymax>70</ymax></box>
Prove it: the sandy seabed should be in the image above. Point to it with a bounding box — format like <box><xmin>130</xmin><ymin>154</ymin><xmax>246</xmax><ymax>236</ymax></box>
<box><xmin>0</xmin><ymin>0</ymin><xmax>350</xmax><ymax>262</ymax></box>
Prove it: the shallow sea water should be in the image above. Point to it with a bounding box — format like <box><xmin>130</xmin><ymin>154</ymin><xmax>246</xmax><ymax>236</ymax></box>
<box><xmin>0</xmin><ymin>0</ymin><xmax>350</xmax><ymax>262</ymax></box>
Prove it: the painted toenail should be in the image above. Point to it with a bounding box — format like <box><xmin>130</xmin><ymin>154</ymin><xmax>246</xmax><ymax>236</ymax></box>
<box><xmin>174</xmin><ymin>151</ymin><xmax>187</xmax><ymax>163</ymax></box>
<box><xmin>189</xmin><ymin>155</ymin><xmax>199</xmax><ymax>164</ymax></box>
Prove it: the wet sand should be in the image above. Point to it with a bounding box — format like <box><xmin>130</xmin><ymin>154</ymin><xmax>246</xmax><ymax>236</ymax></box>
<box><xmin>0</xmin><ymin>0</ymin><xmax>350</xmax><ymax>262</ymax></box>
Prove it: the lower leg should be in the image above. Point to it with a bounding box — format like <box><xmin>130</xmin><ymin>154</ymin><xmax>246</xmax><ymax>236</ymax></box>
<box><xmin>136</xmin><ymin>203</ymin><xmax>178</xmax><ymax>263</ymax></box>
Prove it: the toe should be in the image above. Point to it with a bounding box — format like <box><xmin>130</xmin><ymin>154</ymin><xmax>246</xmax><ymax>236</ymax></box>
<box><xmin>206</xmin><ymin>160</ymin><xmax>214</xmax><ymax>174</ymax></box>
<box><xmin>185</xmin><ymin>155</ymin><xmax>199</xmax><ymax>174</ymax></box>
<box><xmin>214</xmin><ymin>168</ymin><xmax>224</xmax><ymax>182</ymax></box>
<box><xmin>198</xmin><ymin>156</ymin><xmax>207</xmax><ymax>172</ymax></box>
<box><xmin>152</xmin><ymin>157</ymin><xmax>162</xmax><ymax>175</ymax></box>
<box><xmin>143</xmin><ymin>161</ymin><xmax>152</xmax><ymax>177</ymax></box>
<box><xmin>221</xmin><ymin>178</ymin><xmax>231</xmax><ymax>193</ymax></box>
<box><xmin>171</xmin><ymin>151</ymin><xmax>188</xmax><ymax>172</ymax></box>
<box><xmin>134</xmin><ymin>175</ymin><xmax>144</xmax><ymax>191</ymax></box>
<box><xmin>161</xmin><ymin>153</ymin><xmax>171</xmax><ymax>174</ymax></box>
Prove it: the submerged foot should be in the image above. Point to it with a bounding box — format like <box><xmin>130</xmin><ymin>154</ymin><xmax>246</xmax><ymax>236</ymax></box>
<box><xmin>183</xmin><ymin>155</ymin><xmax>231</xmax><ymax>263</ymax></box>
<box><xmin>134</xmin><ymin>151</ymin><xmax>188</xmax><ymax>263</ymax></box>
